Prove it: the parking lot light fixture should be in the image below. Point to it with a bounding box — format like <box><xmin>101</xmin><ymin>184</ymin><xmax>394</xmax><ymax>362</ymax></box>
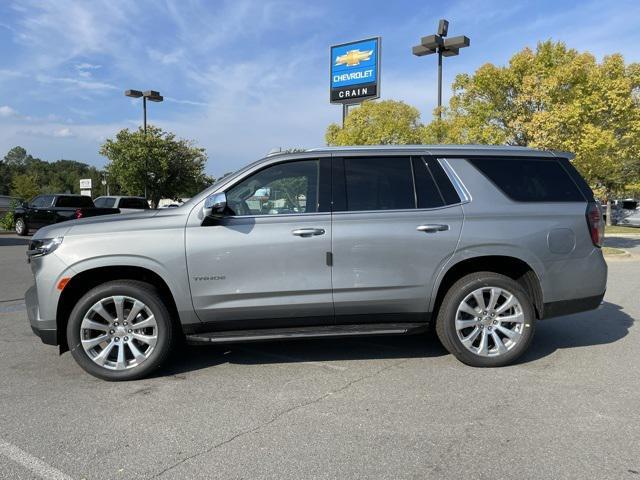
<box><xmin>412</xmin><ymin>19</ymin><xmax>470</xmax><ymax>122</ymax></box>
<box><xmin>124</xmin><ymin>88</ymin><xmax>164</xmax><ymax>199</ymax></box>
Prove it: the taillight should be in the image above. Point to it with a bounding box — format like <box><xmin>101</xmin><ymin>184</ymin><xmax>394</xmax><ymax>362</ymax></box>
<box><xmin>75</xmin><ymin>209</ymin><xmax>83</xmax><ymax>219</ymax></box>
<box><xmin>586</xmin><ymin>202</ymin><xmax>603</xmax><ymax>247</ymax></box>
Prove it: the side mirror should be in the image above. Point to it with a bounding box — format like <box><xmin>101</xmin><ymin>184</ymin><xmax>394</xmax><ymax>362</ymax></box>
<box><xmin>203</xmin><ymin>192</ymin><xmax>227</xmax><ymax>218</ymax></box>
<box><xmin>21</xmin><ymin>201</ymin><xmax>29</xmax><ymax>209</ymax></box>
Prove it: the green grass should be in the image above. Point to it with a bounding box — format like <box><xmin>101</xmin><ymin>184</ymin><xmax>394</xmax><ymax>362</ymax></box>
<box><xmin>605</xmin><ymin>225</ymin><xmax>640</xmax><ymax>235</ymax></box>
<box><xmin>602</xmin><ymin>247</ymin><xmax>627</xmax><ymax>256</ymax></box>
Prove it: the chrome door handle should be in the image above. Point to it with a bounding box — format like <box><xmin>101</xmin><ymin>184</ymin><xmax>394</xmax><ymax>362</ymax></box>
<box><xmin>417</xmin><ymin>224</ymin><xmax>449</xmax><ymax>233</ymax></box>
<box><xmin>292</xmin><ymin>228</ymin><xmax>325</xmax><ymax>237</ymax></box>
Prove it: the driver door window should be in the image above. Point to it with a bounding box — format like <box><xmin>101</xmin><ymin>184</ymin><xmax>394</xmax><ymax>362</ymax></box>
<box><xmin>226</xmin><ymin>160</ymin><xmax>320</xmax><ymax>216</ymax></box>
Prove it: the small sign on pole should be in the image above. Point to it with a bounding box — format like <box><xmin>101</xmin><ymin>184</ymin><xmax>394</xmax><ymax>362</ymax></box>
<box><xmin>79</xmin><ymin>179</ymin><xmax>92</xmax><ymax>189</ymax></box>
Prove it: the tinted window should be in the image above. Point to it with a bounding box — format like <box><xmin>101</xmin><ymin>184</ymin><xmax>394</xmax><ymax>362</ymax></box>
<box><xmin>412</xmin><ymin>158</ymin><xmax>446</xmax><ymax>208</ymax></box>
<box><xmin>120</xmin><ymin>198</ymin><xmax>148</xmax><ymax>209</ymax></box>
<box><xmin>31</xmin><ymin>196</ymin><xmax>53</xmax><ymax>208</ymax></box>
<box><xmin>56</xmin><ymin>196</ymin><xmax>94</xmax><ymax>208</ymax></box>
<box><xmin>94</xmin><ymin>197</ymin><xmax>116</xmax><ymax>208</ymax></box>
<box><xmin>470</xmin><ymin>158</ymin><xmax>584</xmax><ymax>202</ymax></box>
<box><xmin>226</xmin><ymin>160</ymin><xmax>320</xmax><ymax>216</ymax></box>
<box><xmin>343</xmin><ymin>157</ymin><xmax>415</xmax><ymax>211</ymax></box>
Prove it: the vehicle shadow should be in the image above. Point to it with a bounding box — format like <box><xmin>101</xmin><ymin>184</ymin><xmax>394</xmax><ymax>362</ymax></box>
<box><xmin>604</xmin><ymin>236</ymin><xmax>640</xmax><ymax>249</ymax></box>
<box><xmin>157</xmin><ymin>333</ymin><xmax>448</xmax><ymax>377</ymax></box>
<box><xmin>0</xmin><ymin>236</ymin><xmax>29</xmax><ymax>246</ymax></box>
<box><xmin>154</xmin><ymin>301</ymin><xmax>633</xmax><ymax>377</ymax></box>
<box><xmin>518</xmin><ymin>301</ymin><xmax>634</xmax><ymax>363</ymax></box>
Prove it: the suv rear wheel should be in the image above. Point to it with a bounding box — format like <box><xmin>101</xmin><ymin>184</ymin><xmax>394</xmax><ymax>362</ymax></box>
<box><xmin>67</xmin><ymin>280</ymin><xmax>174</xmax><ymax>381</ymax></box>
<box><xmin>436</xmin><ymin>272</ymin><xmax>535</xmax><ymax>367</ymax></box>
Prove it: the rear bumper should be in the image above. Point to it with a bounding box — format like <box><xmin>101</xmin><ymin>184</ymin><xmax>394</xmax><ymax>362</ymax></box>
<box><xmin>25</xmin><ymin>284</ymin><xmax>58</xmax><ymax>346</ymax></box>
<box><xmin>542</xmin><ymin>292</ymin><xmax>605</xmax><ymax>319</ymax></box>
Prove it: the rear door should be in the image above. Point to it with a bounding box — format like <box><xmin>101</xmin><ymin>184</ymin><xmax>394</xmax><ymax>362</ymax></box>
<box><xmin>330</xmin><ymin>155</ymin><xmax>464</xmax><ymax>322</ymax></box>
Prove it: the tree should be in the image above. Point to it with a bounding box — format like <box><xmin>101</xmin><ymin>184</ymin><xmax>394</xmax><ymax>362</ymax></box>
<box><xmin>429</xmin><ymin>41</ymin><xmax>640</xmax><ymax>221</ymax></box>
<box><xmin>3</xmin><ymin>146</ymin><xmax>32</xmax><ymax>171</ymax></box>
<box><xmin>326</xmin><ymin>100</ymin><xmax>425</xmax><ymax>146</ymax></box>
<box><xmin>100</xmin><ymin>126</ymin><xmax>211</xmax><ymax>208</ymax></box>
<box><xmin>10</xmin><ymin>174</ymin><xmax>40</xmax><ymax>201</ymax></box>
<box><xmin>0</xmin><ymin>160</ymin><xmax>10</xmax><ymax>195</ymax></box>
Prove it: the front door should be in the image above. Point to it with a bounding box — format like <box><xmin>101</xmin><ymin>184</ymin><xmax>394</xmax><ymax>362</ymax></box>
<box><xmin>330</xmin><ymin>155</ymin><xmax>464</xmax><ymax>322</ymax></box>
<box><xmin>28</xmin><ymin>195</ymin><xmax>54</xmax><ymax>229</ymax></box>
<box><xmin>186</xmin><ymin>158</ymin><xmax>333</xmax><ymax>330</ymax></box>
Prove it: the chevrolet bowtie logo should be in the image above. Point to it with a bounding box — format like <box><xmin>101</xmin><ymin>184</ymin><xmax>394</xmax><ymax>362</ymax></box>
<box><xmin>335</xmin><ymin>49</ymin><xmax>373</xmax><ymax>67</ymax></box>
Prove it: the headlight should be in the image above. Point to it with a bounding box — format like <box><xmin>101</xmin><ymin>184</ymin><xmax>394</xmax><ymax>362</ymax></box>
<box><xmin>27</xmin><ymin>237</ymin><xmax>63</xmax><ymax>259</ymax></box>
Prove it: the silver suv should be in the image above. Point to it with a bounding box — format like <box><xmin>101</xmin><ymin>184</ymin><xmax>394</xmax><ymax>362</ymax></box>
<box><xmin>25</xmin><ymin>146</ymin><xmax>607</xmax><ymax>380</ymax></box>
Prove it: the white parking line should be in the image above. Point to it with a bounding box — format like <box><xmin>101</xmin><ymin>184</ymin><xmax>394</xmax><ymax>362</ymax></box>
<box><xmin>0</xmin><ymin>438</ymin><xmax>74</xmax><ymax>480</ymax></box>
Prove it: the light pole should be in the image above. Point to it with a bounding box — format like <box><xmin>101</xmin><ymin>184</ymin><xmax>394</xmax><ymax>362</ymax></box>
<box><xmin>412</xmin><ymin>19</ymin><xmax>470</xmax><ymax>121</ymax></box>
<box><xmin>124</xmin><ymin>89</ymin><xmax>163</xmax><ymax>199</ymax></box>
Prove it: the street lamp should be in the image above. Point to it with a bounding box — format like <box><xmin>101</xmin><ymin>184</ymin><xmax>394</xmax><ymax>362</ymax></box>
<box><xmin>412</xmin><ymin>19</ymin><xmax>470</xmax><ymax>121</ymax></box>
<box><xmin>124</xmin><ymin>89</ymin><xmax>163</xmax><ymax>198</ymax></box>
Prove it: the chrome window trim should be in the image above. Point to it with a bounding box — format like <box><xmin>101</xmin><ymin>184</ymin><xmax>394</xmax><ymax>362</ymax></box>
<box><xmin>438</xmin><ymin>158</ymin><xmax>472</xmax><ymax>204</ymax></box>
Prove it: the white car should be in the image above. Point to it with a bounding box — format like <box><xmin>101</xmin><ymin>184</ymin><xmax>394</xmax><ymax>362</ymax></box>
<box><xmin>93</xmin><ymin>196</ymin><xmax>150</xmax><ymax>213</ymax></box>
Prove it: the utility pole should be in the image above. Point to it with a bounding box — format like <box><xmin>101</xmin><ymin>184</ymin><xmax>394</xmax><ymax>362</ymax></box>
<box><xmin>412</xmin><ymin>19</ymin><xmax>470</xmax><ymax>124</ymax></box>
<box><xmin>124</xmin><ymin>89</ymin><xmax>163</xmax><ymax>199</ymax></box>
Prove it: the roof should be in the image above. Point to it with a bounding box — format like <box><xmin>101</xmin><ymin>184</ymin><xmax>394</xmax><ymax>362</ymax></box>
<box><xmin>267</xmin><ymin>144</ymin><xmax>574</xmax><ymax>159</ymax></box>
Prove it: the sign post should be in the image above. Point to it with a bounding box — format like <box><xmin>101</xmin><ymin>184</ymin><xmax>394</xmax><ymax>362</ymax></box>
<box><xmin>330</xmin><ymin>37</ymin><xmax>381</xmax><ymax>126</ymax></box>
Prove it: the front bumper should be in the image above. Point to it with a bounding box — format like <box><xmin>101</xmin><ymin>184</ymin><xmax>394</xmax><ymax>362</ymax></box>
<box><xmin>25</xmin><ymin>284</ymin><xmax>57</xmax><ymax>346</ymax></box>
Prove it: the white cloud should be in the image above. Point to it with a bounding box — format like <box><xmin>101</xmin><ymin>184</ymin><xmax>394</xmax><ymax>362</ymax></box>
<box><xmin>35</xmin><ymin>74</ymin><xmax>117</xmax><ymax>92</ymax></box>
<box><xmin>148</xmin><ymin>48</ymin><xmax>183</xmax><ymax>65</ymax></box>
<box><xmin>53</xmin><ymin>127</ymin><xmax>73</xmax><ymax>137</ymax></box>
<box><xmin>0</xmin><ymin>105</ymin><xmax>18</xmax><ymax>117</ymax></box>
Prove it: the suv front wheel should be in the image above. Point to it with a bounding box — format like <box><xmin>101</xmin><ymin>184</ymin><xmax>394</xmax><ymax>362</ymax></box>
<box><xmin>436</xmin><ymin>272</ymin><xmax>536</xmax><ymax>367</ymax></box>
<box><xmin>67</xmin><ymin>280</ymin><xmax>175</xmax><ymax>381</ymax></box>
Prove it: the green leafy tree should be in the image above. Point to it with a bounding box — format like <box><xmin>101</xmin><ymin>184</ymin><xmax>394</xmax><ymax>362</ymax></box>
<box><xmin>10</xmin><ymin>174</ymin><xmax>40</xmax><ymax>201</ymax></box>
<box><xmin>0</xmin><ymin>160</ymin><xmax>11</xmax><ymax>195</ymax></box>
<box><xmin>428</xmin><ymin>41</ymin><xmax>640</xmax><ymax>221</ymax></box>
<box><xmin>100</xmin><ymin>126</ymin><xmax>211</xmax><ymax>207</ymax></box>
<box><xmin>3</xmin><ymin>146</ymin><xmax>33</xmax><ymax>171</ymax></box>
<box><xmin>326</xmin><ymin>100</ymin><xmax>426</xmax><ymax>146</ymax></box>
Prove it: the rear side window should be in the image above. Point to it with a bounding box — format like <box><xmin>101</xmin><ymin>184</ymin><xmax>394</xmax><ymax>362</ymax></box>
<box><xmin>120</xmin><ymin>198</ymin><xmax>148</xmax><ymax>209</ymax></box>
<box><xmin>343</xmin><ymin>157</ymin><xmax>414</xmax><ymax>211</ymax></box>
<box><xmin>412</xmin><ymin>157</ymin><xmax>461</xmax><ymax>208</ymax></box>
<box><xmin>94</xmin><ymin>197</ymin><xmax>116</xmax><ymax>208</ymax></box>
<box><xmin>56</xmin><ymin>196</ymin><xmax>94</xmax><ymax>208</ymax></box>
<box><xmin>469</xmin><ymin>158</ymin><xmax>584</xmax><ymax>202</ymax></box>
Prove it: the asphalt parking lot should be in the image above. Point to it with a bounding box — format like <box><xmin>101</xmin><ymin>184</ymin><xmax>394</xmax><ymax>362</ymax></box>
<box><xmin>1</xmin><ymin>233</ymin><xmax>639</xmax><ymax>480</ymax></box>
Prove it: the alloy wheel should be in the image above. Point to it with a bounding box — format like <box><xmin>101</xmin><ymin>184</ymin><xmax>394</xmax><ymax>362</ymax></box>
<box><xmin>454</xmin><ymin>286</ymin><xmax>525</xmax><ymax>357</ymax></box>
<box><xmin>80</xmin><ymin>296</ymin><xmax>158</xmax><ymax>370</ymax></box>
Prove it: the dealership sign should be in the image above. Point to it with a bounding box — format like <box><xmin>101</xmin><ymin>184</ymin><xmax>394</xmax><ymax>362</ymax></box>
<box><xmin>330</xmin><ymin>37</ymin><xmax>380</xmax><ymax>104</ymax></box>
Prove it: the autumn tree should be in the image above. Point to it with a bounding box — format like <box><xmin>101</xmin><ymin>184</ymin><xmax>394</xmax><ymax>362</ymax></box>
<box><xmin>326</xmin><ymin>100</ymin><xmax>425</xmax><ymax>146</ymax></box>
<box><xmin>429</xmin><ymin>41</ymin><xmax>640</xmax><ymax>218</ymax></box>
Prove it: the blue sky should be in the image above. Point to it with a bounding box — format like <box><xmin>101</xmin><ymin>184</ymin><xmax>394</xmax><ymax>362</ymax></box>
<box><xmin>1</xmin><ymin>0</ymin><xmax>639</xmax><ymax>176</ymax></box>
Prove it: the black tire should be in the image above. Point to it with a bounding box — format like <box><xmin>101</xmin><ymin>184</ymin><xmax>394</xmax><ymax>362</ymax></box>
<box><xmin>15</xmin><ymin>217</ymin><xmax>28</xmax><ymax>236</ymax></box>
<box><xmin>435</xmin><ymin>272</ymin><xmax>536</xmax><ymax>367</ymax></box>
<box><xmin>67</xmin><ymin>280</ymin><xmax>175</xmax><ymax>381</ymax></box>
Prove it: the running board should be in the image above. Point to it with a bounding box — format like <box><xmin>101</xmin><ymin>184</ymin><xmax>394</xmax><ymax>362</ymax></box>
<box><xmin>185</xmin><ymin>323</ymin><xmax>429</xmax><ymax>345</ymax></box>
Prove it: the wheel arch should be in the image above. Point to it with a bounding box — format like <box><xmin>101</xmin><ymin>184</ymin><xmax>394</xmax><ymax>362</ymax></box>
<box><xmin>56</xmin><ymin>265</ymin><xmax>183</xmax><ymax>353</ymax></box>
<box><xmin>431</xmin><ymin>255</ymin><xmax>544</xmax><ymax>321</ymax></box>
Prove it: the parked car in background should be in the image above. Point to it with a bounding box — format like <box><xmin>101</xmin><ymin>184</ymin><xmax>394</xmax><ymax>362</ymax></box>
<box><xmin>617</xmin><ymin>208</ymin><xmax>640</xmax><ymax>227</ymax></box>
<box><xmin>14</xmin><ymin>194</ymin><xmax>120</xmax><ymax>235</ymax></box>
<box><xmin>94</xmin><ymin>196</ymin><xmax>150</xmax><ymax>213</ymax></box>
<box><xmin>24</xmin><ymin>145</ymin><xmax>607</xmax><ymax>381</ymax></box>
<box><xmin>0</xmin><ymin>195</ymin><xmax>21</xmax><ymax>216</ymax></box>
